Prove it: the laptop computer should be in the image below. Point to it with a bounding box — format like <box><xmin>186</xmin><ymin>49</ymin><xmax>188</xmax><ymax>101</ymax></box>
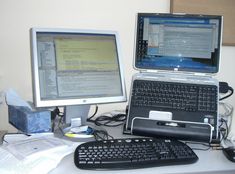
<box><xmin>125</xmin><ymin>13</ymin><xmax>223</xmax><ymax>142</ymax></box>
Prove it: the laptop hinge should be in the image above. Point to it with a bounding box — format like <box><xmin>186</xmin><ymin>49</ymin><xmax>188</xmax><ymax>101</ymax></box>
<box><xmin>140</xmin><ymin>70</ymin><xmax>212</xmax><ymax>77</ymax></box>
<box><xmin>194</xmin><ymin>72</ymin><xmax>211</xmax><ymax>77</ymax></box>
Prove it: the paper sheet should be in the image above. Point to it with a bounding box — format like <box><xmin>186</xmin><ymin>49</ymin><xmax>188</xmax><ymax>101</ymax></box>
<box><xmin>0</xmin><ymin>135</ymin><xmax>81</xmax><ymax>174</ymax></box>
<box><xmin>0</xmin><ymin>145</ymin><xmax>74</xmax><ymax>174</ymax></box>
<box><xmin>5</xmin><ymin>136</ymin><xmax>69</xmax><ymax>160</ymax></box>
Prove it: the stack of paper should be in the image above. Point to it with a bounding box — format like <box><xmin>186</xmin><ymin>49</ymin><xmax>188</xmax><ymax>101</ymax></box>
<box><xmin>0</xmin><ymin>134</ymin><xmax>81</xmax><ymax>174</ymax></box>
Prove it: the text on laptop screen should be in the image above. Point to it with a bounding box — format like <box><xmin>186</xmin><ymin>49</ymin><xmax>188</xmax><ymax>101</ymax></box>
<box><xmin>135</xmin><ymin>13</ymin><xmax>222</xmax><ymax>73</ymax></box>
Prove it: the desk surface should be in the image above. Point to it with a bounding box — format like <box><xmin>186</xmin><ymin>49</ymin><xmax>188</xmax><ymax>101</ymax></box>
<box><xmin>50</xmin><ymin>126</ymin><xmax>235</xmax><ymax>174</ymax></box>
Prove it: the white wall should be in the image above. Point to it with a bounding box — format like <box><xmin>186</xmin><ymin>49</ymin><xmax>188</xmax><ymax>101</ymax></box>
<box><xmin>0</xmin><ymin>0</ymin><xmax>234</xmax><ymax>134</ymax></box>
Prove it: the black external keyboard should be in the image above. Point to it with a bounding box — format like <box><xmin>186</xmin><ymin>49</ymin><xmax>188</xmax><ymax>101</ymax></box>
<box><xmin>132</xmin><ymin>80</ymin><xmax>217</xmax><ymax>112</ymax></box>
<box><xmin>74</xmin><ymin>137</ymin><xmax>198</xmax><ymax>169</ymax></box>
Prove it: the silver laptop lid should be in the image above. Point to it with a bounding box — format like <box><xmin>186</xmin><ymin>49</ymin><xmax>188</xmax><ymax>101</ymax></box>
<box><xmin>134</xmin><ymin>13</ymin><xmax>223</xmax><ymax>74</ymax></box>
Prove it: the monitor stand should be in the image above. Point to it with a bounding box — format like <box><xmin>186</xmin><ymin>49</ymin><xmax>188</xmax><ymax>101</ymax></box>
<box><xmin>0</xmin><ymin>130</ymin><xmax>7</xmax><ymax>144</ymax></box>
<box><xmin>64</xmin><ymin>105</ymin><xmax>90</xmax><ymax>126</ymax></box>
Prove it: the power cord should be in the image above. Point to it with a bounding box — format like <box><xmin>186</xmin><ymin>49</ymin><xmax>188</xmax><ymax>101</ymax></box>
<box><xmin>87</xmin><ymin>105</ymin><xmax>127</xmax><ymax>127</ymax></box>
<box><xmin>92</xmin><ymin>129</ymin><xmax>114</xmax><ymax>141</ymax></box>
<box><xmin>219</xmin><ymin>118</ymin><xmax>229</xmax><ymax>141</ymax></box>
<box><xmin>216</xmin><ymin>81</ymin><xmax>234</xmax><ymax>146</ymax></box>
<box><xmin>185</xmin><ymin>141</ymin><xmax>211</xmax><ymax>151</ymax></box>
<box><xmin>86</xmin><ymin>105</ymin><xmax>98</xmax><ymax>123</ymax></box>
<box><xmin>219</xmin><ymin>82</ymin><xmax>234</xmax><ymax>101</ymax></box>
<box><xmin>218</xmin><ymin>102</ymin><xmax>234</xmax><ymax>142</ymax></box>
<box><xmin>91</xmin><ymin>114</ymin><xmax>126</xmax><ymax>127</ymax></box>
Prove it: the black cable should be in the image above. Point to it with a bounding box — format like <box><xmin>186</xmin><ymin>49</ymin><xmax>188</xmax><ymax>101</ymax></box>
<box><xmin>86</xmin><ymin>105</ymin><xmax>127</xmax><ymax>127</ymax></box>
<box><xmin>219</xmin><ymin>82</ymin><xmax>234</xmax><ymax>101</ymax></box>
<box><xmin>219</xmin><ymin>88</ymin><xmax>233</xmax><ymax>101</ymax></box>
<box><xmin>93</xmin><ymin>129</ymin><xmax>114</xmax><ymax>141</ymax></box>
<box><xmin>220</xmin><ymin>118</ymin><xmax>229</xmax><ymax>140</ymax></box>
<box><xmin>185</xmin><ymin>141</ymin><xmax>211</xmax><ymax>151</ymax></box>
<box><xmin>1</xmin><ymin>133</ymin><xmax>31</xmax><ymax>144</ymax></box>
<box><xmin>86</xmin><ymin>105</ymin><xmax>98</xmax><ymax>123</ymax></box>
<box><xmin>93</xmin><ymin>113</ymin><xmax>126</xmax><ymax>127</ymax></box>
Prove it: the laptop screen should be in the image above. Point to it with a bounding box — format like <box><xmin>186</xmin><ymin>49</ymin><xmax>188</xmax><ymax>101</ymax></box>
<box><xmin>135</xmin><ymin>13</ymin><xmax>222</xmax><ymax>73</ymax></box>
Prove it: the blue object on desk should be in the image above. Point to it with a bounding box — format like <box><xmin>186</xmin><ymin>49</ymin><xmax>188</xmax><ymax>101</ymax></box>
<box><xmin>8</xmin><ymin>105</ymin><xmax>51</xmax><ymax>134</ymax></box>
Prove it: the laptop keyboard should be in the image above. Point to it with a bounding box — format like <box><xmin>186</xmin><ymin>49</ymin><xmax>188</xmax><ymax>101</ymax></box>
<box><xmin>131</xmin><ymin>80</ymin><xmax>218</xmax><ymax>112</ymax></box>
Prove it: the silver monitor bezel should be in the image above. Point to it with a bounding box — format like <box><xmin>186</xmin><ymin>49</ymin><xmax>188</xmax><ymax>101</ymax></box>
<box><xmin>30</xmin><ymin>28</ymin><xmax>127</xmax><ymax>107</ymax></box>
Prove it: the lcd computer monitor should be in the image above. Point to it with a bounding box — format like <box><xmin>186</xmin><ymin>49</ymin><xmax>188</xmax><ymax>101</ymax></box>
<box><xmin>31</xmin><ymin>28</ymin><xmax>127</xmax><ymax>124</ymax></box>
<box><xmin>135</xmin><ymin>13</ymin><xmax>222</xmax><ymax>73</ymax></box>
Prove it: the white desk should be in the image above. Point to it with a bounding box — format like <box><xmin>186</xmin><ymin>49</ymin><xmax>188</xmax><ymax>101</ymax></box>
<box><xmin>50</xmin><ymin>126</ymin><xmax>235</xmax><ymax>174</ymax></box>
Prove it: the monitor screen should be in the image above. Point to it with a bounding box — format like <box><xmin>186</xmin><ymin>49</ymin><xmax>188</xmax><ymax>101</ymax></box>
<box><xmin>135</xmin><ymin>13</ymin><xmax>222</xmax><ymax>73</ymax></box>
<box><xmin>31</xmin><ymin>28</ymin><xmax>126</xmax><ymax>108</ymax></box>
